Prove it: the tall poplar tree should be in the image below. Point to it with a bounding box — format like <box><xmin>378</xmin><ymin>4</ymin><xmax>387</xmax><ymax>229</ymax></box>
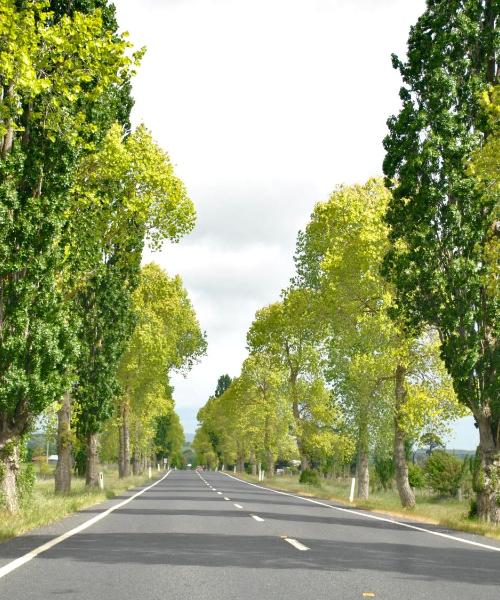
<box><xmin>383</xmin><ymin>0</ymin><xmax>499</xmax><ymax>521</ymax></box>
<box><xmin>0</xmin><ymin>0</ymin><xmax>133</xmax><ymax>510</ymax></box>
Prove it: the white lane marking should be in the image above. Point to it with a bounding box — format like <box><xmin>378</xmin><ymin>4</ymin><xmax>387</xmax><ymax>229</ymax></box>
<box><xmin>217</xmin><ymin>491</ymin><xmax>223</xmax><ymax>495</ymax></box>
<box><xmin>224</xmin><ymin>497</ymin><xmax>230</xmax><ymax>501</ymax></box>
<box><xmin>221</xmin><ymin>472</ymin><xmax>500</xmax><ymax>554</ymax></box>
<box><xmin>212</xmin><ymin>488</ymin><xmax>217</xmax><ymax>491</ymax></box>
<box><xmin>0</xmin><ymin>471</ymin><xmax>173</xmax><ymax>580</ymax></box>
<box><xmin>233</xmin><ymin>503</ymin><xmax>243</xmax><ymax>509</ymax></box>
<box><xmin>251</xmin><ymin>515</ymin><xmax>265</xmax><ymax>522</ymax></box>
<box><xmin>284</xmin><ymin>537</ymin><xmax>309</xmax><ymax>551</ymax></box>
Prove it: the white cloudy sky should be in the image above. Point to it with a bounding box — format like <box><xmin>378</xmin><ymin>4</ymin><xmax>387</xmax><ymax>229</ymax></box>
<box><xmin>113</xmin><ymin>0</ymin><xmax>477</xmax><ymax>448</ymax></box>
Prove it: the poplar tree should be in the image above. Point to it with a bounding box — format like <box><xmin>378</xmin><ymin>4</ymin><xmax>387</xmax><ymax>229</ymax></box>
<box><xmin>0</xmin><ymin>0</ymin><xmax>133</xmax><ymax>510</ymax></box>
<box><xmin>383</xmin><ymin>0</ymin><xmax>499</xmax><ymax>521</ymax></box>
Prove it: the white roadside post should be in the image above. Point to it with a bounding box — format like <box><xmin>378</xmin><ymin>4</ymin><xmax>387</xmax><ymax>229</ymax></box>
<box><xmin>157</xmin><ymin>463</ymin><xmax>160</xmax><ymax>471</ymax></box>
<box><xmin>98</xmin><ymin>472</ymin><xmax>104</xmax><ymax>490</ymax></box>
<box><xmin>349</xmin><ymin>477</ymin><xmax>356</xmax><ymax>503</ymax></box>
<box><xmin>148</xmin><ymin>466</ymin><xmax>152</xmax><ymax>479</ymax></box>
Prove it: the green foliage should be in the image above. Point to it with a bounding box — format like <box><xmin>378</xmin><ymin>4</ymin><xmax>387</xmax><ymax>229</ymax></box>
<box><xmin>374</xmin><ymin>454</ymin><xmax>395</xmax><ymax>491</ymax></box>
<box><xmin>382</xmin><ymin>0</ymin><xmax>498</xmax><ymax>447</ymax></box>
<box><xmin>425</xmin><ymin>451</ymin><xmax>464</xmax><ymax>497</ymax></box>
<box><xmin>71</xmin><ymin>123</ymin><xmax>197</xmax><ymax>443</ymax></box>
<box><xmin>408</xmin><ymin>463</ymin><xmax>425</xmax><ymax>489</ymax></box>
<box><xmin>0</xmin><ymin>0</ymin><xmax>136</xmax><ymax>451</ymax></box>
<box><xmin>116</xmin><ymin>263</ymin><xmax>205</xmax><ymax>461</ymax></box>
<box><xmin>299</xmin><ymin>469</ymin><xmax>321</xmax><ymax>487</ymax></box>
<box><xmin>215</xmin><ymin>375</ymin><xmax>232</xmax><ymax>398</ymax></box>
<box><xmin>155</xmin><ymin>411</ymin><xmax>185</xmax><ymax>461</ymax></box>
<box><xmin>17</xmin><ymin>464</ymin><xmax>36</xmax><ymax>506</ymax></box>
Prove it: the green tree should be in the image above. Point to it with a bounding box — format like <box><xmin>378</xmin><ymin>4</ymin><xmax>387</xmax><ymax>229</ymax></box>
<box><xmin>154</xmin><ymin>411</ymin><xmax>185</xmax><ymax>467</ymax></box>
<box><xmin>293</xmin><ymin>180</ymin><xmax>465</xmax><ymax>505</ymax></box>
<box><xmin>246</xmin><ymin>290</ymin><xmax>348</xmax><ymax>471</ymax></box>
<box><xmin>425</xmin><ymin>450</ymin><xmax>465</xmax><ymax>497</ymax></box>
<box><xmin>382</xmin><ymin>1</ymin><xmax>499</xmax><ymax>521</ymax></box>
<box><xmin>70</xmin><ymin>124</ymin><xmax>197</xmax><ymax>486</ymax></box>
<box><xmin>215</xmin><ymin>374</ymin><xmax>232</xmax><ymax>398</ymax></box>
<box><xmin>116</xmin><ymin>263</ymin><xmax>205</xmax><ymax>477</ymax></box>
<box><xmin>0</xmin><ymin>0</ymin><xmax>134</xmax><ymax>510</ymax></box>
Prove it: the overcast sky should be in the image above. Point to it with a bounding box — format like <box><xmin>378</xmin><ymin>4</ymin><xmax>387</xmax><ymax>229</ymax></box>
<box><xmin>113</xmin><ymin>0</ymin><xmax>477</xmax><ymax>449</ymax></box>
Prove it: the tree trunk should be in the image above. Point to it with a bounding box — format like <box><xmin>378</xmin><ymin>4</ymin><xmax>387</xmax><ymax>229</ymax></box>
<box><xmin>394</xmin><ymin>364</ymin><xmax>415</xmax><ymax>508</ymax></box>
<box><xmin>132</xmin><ymin>447</ymin><xmax>139</xmax><ymax>475</ymax></box>
<box><xmin>250</xmin><ymin>449</ymin><xmax>257</xmax><ymax>475</ymax></box>
<box><xmin>474</xmin><ymin>412</ymin><xmax>500</xmax><ymax>523</ymax></box>
<box><xmin>357</xmin><ymin>445</ymin><xmax>369</xmax><ymax>499</ymax></box>
<box><xmin>118</xmin><ymin>402</ymin><xmax>130</xmax><ymax>479</ymax></box>
<box><xmin>1</xmin><ymin>443</ymin><xmax>20</xmax><ymax>513</ymax></box>
<box><xmin>357</xmin><ymin>413</ymin><xmax>369</xmax><ymax>499</ymax></box>
<box><xmin>267</xmin><ymin>450</ymin><xmax>274</xmax><ymax>477</ymax></box>
<box><xmin>55</xmin><ymin>391</ymin><xmax>72</xmax><ymax>494</ymax></box>
<box><xmin>85</xmin><ymin>432</ymin><xmax>99</xmax><ymax>488</ymax></box>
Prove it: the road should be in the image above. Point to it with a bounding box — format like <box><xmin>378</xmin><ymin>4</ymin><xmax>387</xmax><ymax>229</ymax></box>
<box><xmin>0</xmin><ymin>470</ymin><xmax>499</xmax><ymax>599</ymax></box>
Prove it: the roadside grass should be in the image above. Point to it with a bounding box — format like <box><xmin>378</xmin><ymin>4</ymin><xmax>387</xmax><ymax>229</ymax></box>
<box><xmin>233</xmin><ymin>472</ymin><xmax>500</xmax><ymax>541</ymax></box>
<box><xmin>0</xmin><ymin>466</ymin><xmax>162</xmax><ymax>543</ymax></box>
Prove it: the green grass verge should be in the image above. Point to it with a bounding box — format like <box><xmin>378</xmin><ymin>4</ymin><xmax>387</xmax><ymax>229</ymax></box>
<box><xmin>0</xmin><ymin>467</ymin><xmax>163</xmax><ymax>543</ymax></box>
<box><xmin>233</xmin><ymin>472</ymin><xmax>500</xmax><ymax>541</ymax></box>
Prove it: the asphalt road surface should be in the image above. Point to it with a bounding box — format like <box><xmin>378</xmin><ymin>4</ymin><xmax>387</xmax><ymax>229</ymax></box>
<box><xmin>0</xmin><ymin>470</ymin><xmax>499</xmax><ymax>599</ymax></box>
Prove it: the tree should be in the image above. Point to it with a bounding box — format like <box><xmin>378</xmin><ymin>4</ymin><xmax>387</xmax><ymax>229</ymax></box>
<box><xmin>383</xmin><ymin>1</ymin><xmax>499</xmax><ymax>522</ymax></box>
<box><xmin>155</xmin><ymin>411</ymin><xmax>185</xmax><ymax>467</ymax></box>
<box><xmin>215</xmin><ymin>375</ymin><xmax>232</xmax><ymax>398</ymax></box>
<box><xmin>116</xmin><ymin>263</ymin><xmax>205</xmax><ymax>477</ymax></box>
<box><xmin>293</xmin><ymin>180</ymin><xmax>465</xmax><ymax>505</ymax></box>
<box><xmin>0</xmin><ymin>0</ymin><xmax>134</xmax><ymax>510</ymax></box>
<box><xmin>425</xmin><ymin>451</ymin><xmax>465</xmax><ymax>497</ymax></box>
<box><xmin>70</xmin><ymin>124</ymin><xmax>197</xmax><ymax>486</ymax></box>
<box><xmin>420</xmin><ymin>432</ymin><xmax>445</xmax><ymax>456</ymax></box>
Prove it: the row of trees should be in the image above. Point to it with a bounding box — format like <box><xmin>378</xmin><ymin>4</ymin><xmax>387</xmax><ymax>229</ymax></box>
<box><xmin>195</xmin><ymin>0</ymin><xmax>498</xmax><ymax>522</ymax></box>
<box><xmin>0</xmin><ymin>1</ymin><xmax>205</xmax><ymax>511</ymax></box>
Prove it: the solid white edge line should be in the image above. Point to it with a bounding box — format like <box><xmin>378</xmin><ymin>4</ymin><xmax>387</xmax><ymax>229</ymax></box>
<box><xmin>221</xmin><ymin>472</ymin><xmax>500</xmax><ymax>553</ymax></box>
<box><xmin>0</xmin><ymin>470</ymin><xmax>173</xmax><ymax>580</ymax></box>
<box><xmin>233</xmin><ymin>503</ymin><xmax>243</xmax><ymax>509</ymax></box>
<box><xmin>284</xmin><ymin>537</ymin><xmax>309</xmax><ymax>551</ymax></box>
<box><xmin>251</xmin><ymin>515</ymin><xmax>265</xmax><ymax>522</ymax></box>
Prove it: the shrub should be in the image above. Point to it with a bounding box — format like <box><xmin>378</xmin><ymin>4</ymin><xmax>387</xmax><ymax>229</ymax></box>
<box><xmin>17</xmin><ymin>463</ymin><xmax>36</xmax><ymax>506</ymax></box>
<box><xmin>299</xmin><ymin>469</ymin><xmax>321</xmax><ymax>486</ymax></box>
<box><xmin>373</xmin><ymin>455</ymin><xmax>394</xmax><ymax>490</ymax></box>
<box><xmin>425</xmin><ymin>450</ymin><xmax>463</xmax><ymax>497</ymax></box>
<box><xmin>468</xmin><ymin>498</ymin><xmax>478</xmax><ymax>518</ymax></box>
<box><xmin>408</xmin><ymin>463</ymin><xmax>425</xmax><ymax>489</ymax></box>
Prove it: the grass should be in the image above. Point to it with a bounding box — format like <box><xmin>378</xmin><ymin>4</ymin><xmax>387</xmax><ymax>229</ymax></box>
<box><xmin>0</xmin><ymin>465</ymin><xmax>162</xmax><ymax>543</ymax></box>
<box><xmin>234</xmin><ymin>472</ymin><xmax>500</xmax><ymax>541</ymax></box>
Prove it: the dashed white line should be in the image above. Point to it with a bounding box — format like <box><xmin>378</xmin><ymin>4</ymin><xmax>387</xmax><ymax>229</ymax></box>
<box><xmin>217</xmin><ymin>491</ymin><xmax>223</xmax><ymax>495</ymax></box>
<box><xmin>224</xmin><ymin>497</ymin><xmax>230</xmax><ymax>501</ymax></box>
<box><xmin>284</xmin><ymin>537</ymin><xmax>309</xmax><ymax>551</ymax></box>
<box><xmin>251</xmin><ymin>515</ymin><xmax>265</xmax><ymax>522</ymax></box>
<box><xmin>221</xmin><ymin>472</ymin><xmax>500</xmax><ymax>554</ymax></box>
<box><xmin>233</xmin><ymin>503</ymin><xmax>243</xmax><ymax>509</ymax></box>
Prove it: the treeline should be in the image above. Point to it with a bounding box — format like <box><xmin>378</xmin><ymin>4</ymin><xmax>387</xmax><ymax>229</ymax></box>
<box><xmin>195</xmin><ymin>1</ymin><xmax>498</xmax><ymax>523</ymax></box>
<box><xmin>0</xmin><ymin>1</ymin><xmax>205</xmax><ymax>512</ymax></box>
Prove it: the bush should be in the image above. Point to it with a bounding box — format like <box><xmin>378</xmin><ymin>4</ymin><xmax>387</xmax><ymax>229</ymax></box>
<box><xmin>425</xmin><ymin>450</ymin><xmax>463</xmax><ymax>497</ymax></box>
<box><xmin>17</xmin><ymin>463</ymin><xmax>36</xmax><ymax>506</ymax></box>
<box><xmin>373</xmin><ymin>455</ymin><xmax>394</xmax><ymax>490</ymax></box>
<box><xmin>408</xmin><ymin>463</ymin><xmax>425</xmax><ymax>489</ymax></box>
<box><xmin>299</xmin><ymin>469</ymin><xmax>321</xmax><ymax>486</ymax></box>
